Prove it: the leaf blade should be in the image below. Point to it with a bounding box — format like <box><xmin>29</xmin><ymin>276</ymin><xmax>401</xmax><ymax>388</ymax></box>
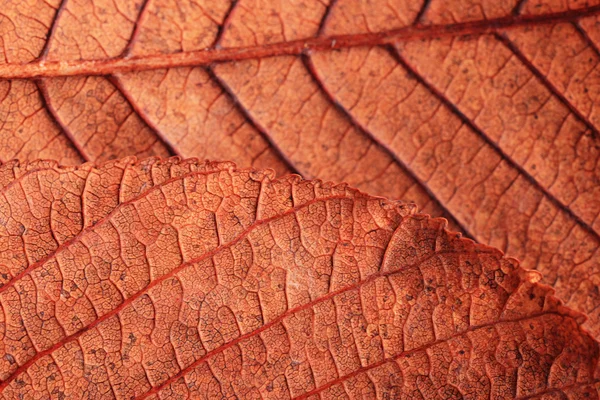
<box><xmin>0</xmin><ymin>158</ymin><xmax>596</xmax><ymax>400</ymax></box>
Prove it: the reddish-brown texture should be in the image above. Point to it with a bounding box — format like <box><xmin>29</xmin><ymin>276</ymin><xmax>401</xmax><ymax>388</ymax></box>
<box><xmin>1</xmin><ymin>0</ymin><xmax>600</xmax><ymax>346</ymax></box>
<box><xmin>0</xmin><ymin>157</ymin><xmax>596</xmax><ymax>399</ymax></box>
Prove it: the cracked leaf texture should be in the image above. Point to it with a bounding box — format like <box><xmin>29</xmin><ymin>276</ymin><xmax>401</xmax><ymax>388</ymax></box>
<box><xmin>0</xmin><ymin>157</ymin><xmax>596</xmax><ymax>399</ymax></box>
<box><xmin>2</xmin><ymin>0</ymin><xmax>600</xmax><ymax>359</ymax></box>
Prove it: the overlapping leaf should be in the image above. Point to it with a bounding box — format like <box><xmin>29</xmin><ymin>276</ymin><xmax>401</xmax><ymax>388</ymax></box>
<box><xmin>0</xmin><ymin>157</ymin><xmax>596</xmax><ymax>399</ymax></box>
<box><xmin>0</xmin><ymin>0</ymin><xmax>600</xmax><ymax>337</ymax></box>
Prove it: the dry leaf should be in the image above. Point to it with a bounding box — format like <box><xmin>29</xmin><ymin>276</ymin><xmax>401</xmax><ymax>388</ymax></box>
<box><xmin>0</xmin><ymin>157</ymin><xmax>597</xmax><ymax>399</ymax></box>
<box><xmin>1</xmin><ymin>0</ymin><xmax>600</xmax><ymax>341</ymax></box>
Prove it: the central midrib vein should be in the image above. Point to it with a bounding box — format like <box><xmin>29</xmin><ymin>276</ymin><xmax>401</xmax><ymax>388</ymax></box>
<box><xmin>1</xmin><ymin>6</ymin><xmax>599</xmax><ymax>79</ymax></box>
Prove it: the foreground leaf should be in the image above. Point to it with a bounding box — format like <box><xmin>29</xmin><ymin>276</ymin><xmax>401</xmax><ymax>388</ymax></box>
<box><xmin>0</xmin><ymin>157</ymin><xmax>596</xmax><ymax>399</ymax></box>
<box><xmin>2</xmin><ymin>0</ymin><xmax>600</xmax><ymax>337</ymax></box>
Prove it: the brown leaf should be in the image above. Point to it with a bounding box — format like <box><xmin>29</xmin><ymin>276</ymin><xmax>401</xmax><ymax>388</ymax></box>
<box><xmin>0</xmin><ymin>157</ymin><xmax>597</xmax><ymax>399</ymax></box>
<box><xmin>0</xmin><ymin>0</ymin><xmax>600</xmax><ymax>338</ymax></box>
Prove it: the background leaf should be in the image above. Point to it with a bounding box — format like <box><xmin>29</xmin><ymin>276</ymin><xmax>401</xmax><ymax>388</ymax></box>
<box><xmin>1</xmin><ymin>0</ymin><xmax>600</xmax><ymax>337</ymax></box>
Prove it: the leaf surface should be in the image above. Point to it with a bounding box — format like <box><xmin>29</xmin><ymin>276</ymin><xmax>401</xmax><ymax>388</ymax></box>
<box><xmin>1</xmin><ymin>0</ymin><xmax>600</xmax><ymax>337</ymax></box>
<box><xmin>0</xmin><ymin>157</ymin><xmax>597</xmax><ymax>399</ymax></box>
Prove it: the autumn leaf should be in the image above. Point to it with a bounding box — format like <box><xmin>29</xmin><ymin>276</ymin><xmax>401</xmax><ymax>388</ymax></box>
<box><xmin>0</xmin><ymin>157</ymin><xmax>595</xmax><ymax>399</ymax></box>
<box><xmin>1</xmin><ymin>0</ymin><xmax>600</xmax><ymax>344</ymax></box>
